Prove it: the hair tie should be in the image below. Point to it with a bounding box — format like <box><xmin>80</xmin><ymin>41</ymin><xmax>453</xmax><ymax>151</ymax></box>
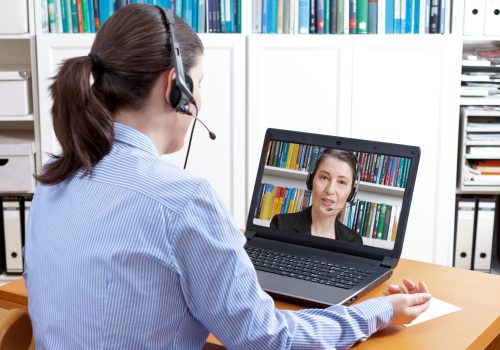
<box><xmin>88</xmin><ymin>52</ymin><xmax>104</xmax><ymax>70</ymax></box>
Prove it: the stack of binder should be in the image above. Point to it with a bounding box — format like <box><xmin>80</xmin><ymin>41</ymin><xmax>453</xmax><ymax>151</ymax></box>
<box><xmin>0</xmin><ymin>194</ymin><xmax>32</xmax><ymax>275</ymax></box>
<box><xmin>454</xmin><ymin>197</ymin><xmax>497</xmax><ymax>272</ymax></box>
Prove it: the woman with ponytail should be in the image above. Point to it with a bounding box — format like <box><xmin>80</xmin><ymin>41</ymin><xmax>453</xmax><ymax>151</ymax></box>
<box><xmin>24</xmin><ymin>4</ymin><xmax>431</xmax><ymax>349</ymax></box>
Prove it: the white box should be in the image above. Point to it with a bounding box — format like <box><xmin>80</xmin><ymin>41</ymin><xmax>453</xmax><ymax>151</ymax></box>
<box><xmin>0</xmin><ymin>70</ymin><xmax>32</xmax><ymax>116</ymax></box>
<box><xmin>0</xmin><ymin>143</ymin><xmax>35</xmax><ymax>193</ymax></box>
<box><xmin>0</xmin><ymin>0</ymin><xmax>29</xmax><ymax>34</ymax></box>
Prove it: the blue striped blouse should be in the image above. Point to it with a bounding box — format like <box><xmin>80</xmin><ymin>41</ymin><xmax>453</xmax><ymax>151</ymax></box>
<box><xmin>24</xmin><ymin>123</ymin><xmax>392</xmax><ymax>349</ymax></box>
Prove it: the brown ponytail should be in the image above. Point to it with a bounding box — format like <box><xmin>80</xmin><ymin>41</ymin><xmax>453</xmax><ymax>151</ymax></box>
<box><xmin>36</xmin><ymin>4</ymin><xmax>203</xmax><ymax>185</ymax></box>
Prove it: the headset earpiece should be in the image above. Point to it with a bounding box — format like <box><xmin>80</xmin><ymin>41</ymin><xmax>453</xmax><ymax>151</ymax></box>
<box><xmin>169</xmin><ymin>75</ymin><xmax>193</xmax><ymax>110</ymax></box>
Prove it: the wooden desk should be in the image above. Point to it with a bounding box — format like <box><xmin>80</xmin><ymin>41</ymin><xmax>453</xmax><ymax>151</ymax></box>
<box><xmin>2</xmin><ymin>259</ymin><xmax>499</xmax><ymax>349</ymax></box>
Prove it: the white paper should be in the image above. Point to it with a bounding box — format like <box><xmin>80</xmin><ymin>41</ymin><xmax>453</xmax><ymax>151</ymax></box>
<box><xmin>403</xmin><ymin>297</ymin><xmax>462</xmax><ymax>327</ymax></box>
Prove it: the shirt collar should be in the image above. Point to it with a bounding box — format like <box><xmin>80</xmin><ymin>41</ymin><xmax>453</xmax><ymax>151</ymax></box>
<box><xmin>113</xmin><ymin>123</ymin><xmax>160</xmax><ymax>157</ymax></box>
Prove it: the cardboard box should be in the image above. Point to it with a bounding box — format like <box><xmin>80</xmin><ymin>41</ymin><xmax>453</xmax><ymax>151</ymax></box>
<box><xmin>0</xmin><ymin>0</ymin><xmax>29</xmax><ymax>34</ymax></box>
<box><xmin>0</xmin><ymin>143</ymin><xmax>35</xmax><ymax>193</ymax></box>
<box><xmin>0</xmin><ymin>70</ymin><xmax>32</xmax><ymax>116</ymax></box>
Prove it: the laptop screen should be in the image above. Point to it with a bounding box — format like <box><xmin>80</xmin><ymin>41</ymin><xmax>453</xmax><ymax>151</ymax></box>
<box><xmin>247</xmin><ymin>129</ymin><xmax>420</xmax><ymax>257</ymax></box>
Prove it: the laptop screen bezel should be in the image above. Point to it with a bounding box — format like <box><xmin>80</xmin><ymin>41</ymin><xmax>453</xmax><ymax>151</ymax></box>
<box><xmin>245</xmin><ymin>128</ymin><xmax>421</xmax><ymax>262</ymax></box>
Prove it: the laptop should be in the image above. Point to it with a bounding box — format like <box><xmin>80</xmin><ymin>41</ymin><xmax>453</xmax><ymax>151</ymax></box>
<box><xmin>244</xmin><ymin>128</ymin><xmax>420</xmax><ymax>306</ymax></box>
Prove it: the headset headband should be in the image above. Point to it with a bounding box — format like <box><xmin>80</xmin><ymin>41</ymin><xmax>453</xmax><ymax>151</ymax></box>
<box><xmin>157</xmin><ymin>7</ymin><xmax>196</xmax><ymax>114</ymax></box>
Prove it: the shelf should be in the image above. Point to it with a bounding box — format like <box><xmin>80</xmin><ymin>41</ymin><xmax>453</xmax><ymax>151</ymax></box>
<box><xmin>462</xmin><ymin>36</ymin><xmax>500</xmax><ymax>42</ymax></box>
<box><xmin>460</xmin><ymin>97</ymin><xmax>500</xmax><ymax>105</ymax></box>
<box><xmin>252</xmin><ymin>219</ymin><xmax>394</xmax><ymax>249</ymax></box>
<box><xmin>357</xmin><ymin>182</ymin><xmax>405</xmax><ymax>197</ymax></box>
<box><xmin>264</xmin><ymin>166</ymin><xmax>405</xmax><ymax>197</ymax></box>
<box><xmin>465</xmin><ymin>155</ymin><xmax>500</xmax><ymax>160</ymax></box>
<box><xmin>0</xmin><ymin>115</ymin><xmax>33</xmax><ymax>122</ymax></box>
<box><xmin>362</xmin><ymin>237</ymin><xmax>395</xmax><ymax>249</ymax></box>
<box><xmin>253</xmin><ymin>218</ymin><xmax>270</xmax><ymax>227</ymax></box>
<box><xmin>264</xmin><ymin>166</ymin><xmax>308</xmax><ymax>181</ymax></box>
<box><xmin>0</xmin><ymin>274</ymin><xmax>21</xmax><ymax>287</ymax></box>
<box><xmin>0</xmin><ymin>34</ymin><xmax>33</xmax><ymax>40</ymax></box>
<box><xmin>467</xmin><ymin>128</ymin><xmax>500</xmax><ymax>132</ymax></box>
<box><xmin>466</xmin><ymin>141</ymin><xmax>500</xmax><ymax>146</ymax></box>
<box><xmin>457</xmin><ymin>186</ymin><xmax>500</xmax><ymax>194</ymax></box>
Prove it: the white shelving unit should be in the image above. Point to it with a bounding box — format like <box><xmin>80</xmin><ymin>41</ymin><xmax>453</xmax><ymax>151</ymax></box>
<box><xmin>0</xmin><ymin>0</ymin><xmax>39</xmax><ymax>282</ymax></box>
<box><xmin>22</xmin><ymin>0</ymin><xmax>469</xmax><ymax>265</ymax></box>
<box><xmin>454</xmin><ymin>0</ymin><xmax>500</xmax><ymax>275</ymax></box>
<box><xmin>458</xmin><ymin>107</ymin><xmax>500</xmax><ymax>194</ymax></box>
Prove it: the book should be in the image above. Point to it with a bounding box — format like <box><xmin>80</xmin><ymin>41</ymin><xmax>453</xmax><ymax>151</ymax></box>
<box><xmin>382</xmin><ymin>204</ymin><xmax>392</xmax><ymax>240</ymax></box>
<box><xmin>60</xmin><ymin>0</ymin><xmax>70</xmax><ymax>32</ymax></box>
<box><xmin>376</xmin><ymin>203</ymin><xmax>387</xmax><ymax>239</ymax></box>
<box><xmin>325</xmin><ymin>0</ymin><xmax>330</xmax><ymax>33</ymax></box>
<box><xmin>92</xmin><ymin>0</ymin><xmax>100</xmax><ymax>31</ymax></box>
<box><xmin>55</xmin><ymin>0</ymin><xmax>64</xmax><ymax>32</ymax></box>
<box><xmin>429</xmin><ymin>0</ymin><xmax>439</xmax><ymax>33</ymax></box>
<box><xmin>298</xmin><ymin>0</ymin><xmax>310</xmax><ymax>33</ymax></box>
<box><xmin>88</xmin><ymin>0</ymin><xmax>96</xmax><ymax>32</ymax></box>
<box><xmin>316</xmin><ymin>0</ymin><xmax>325</xmax><ymax>33</ymax></box>
<box><xmin>81</xmin><ymin>0</ymin><xmax>91</xmax><ymax>32</ymax></box>
<box><xmin>331</xmin><ymin>0</ymin><xmax>338</xmax><ymax>32</ymax></box>
<box><xmin>349</xmin><ymin>0</ymin><xmax>357</xmax><ymax>33</ymax></box>
<box><xmin>368</xmin><ymin>0</ymin><xmax>378</xmax><ymax>33</ymax></box>
<box><xmin>76</xmin><ymin>0</ymin><xmax>84</xmax><ymax>32</ymax></box>
<box><xmin>470</xmin><ymin>160</ymin><xmax>500</xmax><ymax>174</ymax></box>
<box><xmin>310</xmin><ymin>0</ymin><xmax>316</xmax><ymax>33</ymax></box>
<box><xmin>357</xmin><ymin>0</ymin><xmax>368</xmax><ymax>33</ymax></box>
<box><xmin>278</xmin><ymin>0</ymin><xmax>284</xmax><ymax>33</ymax></box>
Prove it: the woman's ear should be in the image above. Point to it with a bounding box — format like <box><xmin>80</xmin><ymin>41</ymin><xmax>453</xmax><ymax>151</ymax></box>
<box><xmin>164</xmin><ymin>68</ymin><xmax>176</xmax><ymax>106</ymax></box>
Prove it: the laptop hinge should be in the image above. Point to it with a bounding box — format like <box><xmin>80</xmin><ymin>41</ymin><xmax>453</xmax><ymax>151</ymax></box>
<box><xmin>244</xmin><ymin>230</ymin><xmax>257</xmax><ymax>240</ymax></box>
<box><xmin>381</xmin><ymin>257</ymin><xmax>397</xmax><ymax>268</ymax></box>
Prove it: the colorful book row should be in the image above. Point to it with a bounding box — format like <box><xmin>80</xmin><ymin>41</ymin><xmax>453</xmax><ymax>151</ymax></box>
<box><xmin>352</xmin><ymin>152</ymin><xmax>411</xmax><ymax>188</ymax></box>
<box><xmin>265</xmin><ymin>140</ymin><xmax>411</xmax><ymax>188</ymax></box>
<box><xmin>341</xmin><ymin>200</ymin><xmax>401</xmax><ymax>241</ymax></box>
<box><xmin>252</xmin><ymin>0</ymin><xmax>451</xmax><ymax>34</ymax></box>
<box><xmin>41</xmin><ymin>0</ymin><xmax>242</xmax><ymax>34</ymax></box>
<box><xmin>265</xmin><ymin>141</ymin><xmax>325</xmax><ymax>172</ymax></box>
<box><xmin>254</xmin><ymin>183</ymin><xmax>313</xmax><ymax>221</ymax></box>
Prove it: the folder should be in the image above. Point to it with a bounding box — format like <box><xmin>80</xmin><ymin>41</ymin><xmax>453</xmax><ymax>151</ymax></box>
<box><xmin>454</xmin><ymin>199</ymin><xmax>476</xmax><ymax>270</ymax></box>
<box><xmin>463</xmin><ymin>0</ymin><xmax>486</xmax><ymax>35</ymax></box>
<box><xmin>23</xmin><ymin>197</ymin><xmax>31</xmax><ymax>248</ymax></box>
<box><xmin>1</xmin><ymin>197</ymin><xmax>23</xmax><ymax>274</ymax></box>
<box><xmin>473</xmin><ymin>199</ymin><xmax>496</xmax><ymax>272</ymax></box>
<box><xmin>484</xmin><ymin>0</ymin><xmax>500</xmax><ymax>35</ymax></box>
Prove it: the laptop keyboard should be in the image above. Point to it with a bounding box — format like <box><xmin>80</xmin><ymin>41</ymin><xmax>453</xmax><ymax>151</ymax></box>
<box><xmin>245</xmin><ymin>246</ymin><xmax>372</xmax><ymax>290</ymax></box>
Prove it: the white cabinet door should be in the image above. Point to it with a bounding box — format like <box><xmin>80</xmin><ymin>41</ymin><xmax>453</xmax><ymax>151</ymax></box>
<box><xmin>163</xmin><ymin>34</ymin><xmax>246</xmax><ymax>227</ymax></box>
<box><xmin>36</xmin><ymin>33</ymin><xmax>246</xmax><ymax>227</ymax></box>
<box><xmin>247</xmin><ymin>35</ymin><xmax>352</xmax><ymax>207</ymax></box>
<box><xmin>350</xmin><ymin>36</ymin><xmax>460</xmax><ymax>264</ymax></box>
<box><xmin>36</xmin><ymin>33</ymin><xmax>96</xmax><ymax>164</ymax></box>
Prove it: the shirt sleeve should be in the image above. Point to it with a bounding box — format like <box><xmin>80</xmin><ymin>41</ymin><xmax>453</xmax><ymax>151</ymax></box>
<box><xmin>171</xmin><ymin>180</ymin><xmax>393</xmax><ymax>350</ymax></box>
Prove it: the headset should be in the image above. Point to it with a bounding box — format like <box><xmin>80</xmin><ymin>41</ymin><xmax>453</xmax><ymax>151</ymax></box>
<box><xmin>306</xmin><ymin>149</ymin><xmax>360</xmax><ymax>205</ymax></box>
<box><xmin>157</xmin><ymin>7</ymin><xmax>216</xmax><ymax>169</ymax></box>
<box><xmin>158</xmin><ymin>7</ymin><xmax>196</xmax><ymax>115</ymax></box>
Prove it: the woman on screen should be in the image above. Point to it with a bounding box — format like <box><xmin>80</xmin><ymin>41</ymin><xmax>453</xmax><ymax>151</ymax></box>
<box><xmin>270</xmin><ymin>149</ymin><xmax>363</xmax><ymax>244</ymax></box>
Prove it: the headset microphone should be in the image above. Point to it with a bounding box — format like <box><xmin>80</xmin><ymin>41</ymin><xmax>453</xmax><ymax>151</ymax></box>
<box><xmin>182</xmin><ymin>108</ymin><xmax>216</xmax><ymax>140</ymax></box>
<box><xmin>323</xmin><ymin>199</ymin><xmax>358</xmax><ymax>212</ymax></box>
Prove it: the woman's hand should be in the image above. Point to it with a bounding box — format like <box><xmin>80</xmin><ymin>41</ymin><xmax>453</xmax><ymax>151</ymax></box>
<box><xmin>383</xmin><ymin>278</ymin><xmax>429</xmax><ymax>296</ymax></box>
<box><xmin>383</xmin><ymin>278</ymin><xmax>432</xmax><ymax>325</ymax></box>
